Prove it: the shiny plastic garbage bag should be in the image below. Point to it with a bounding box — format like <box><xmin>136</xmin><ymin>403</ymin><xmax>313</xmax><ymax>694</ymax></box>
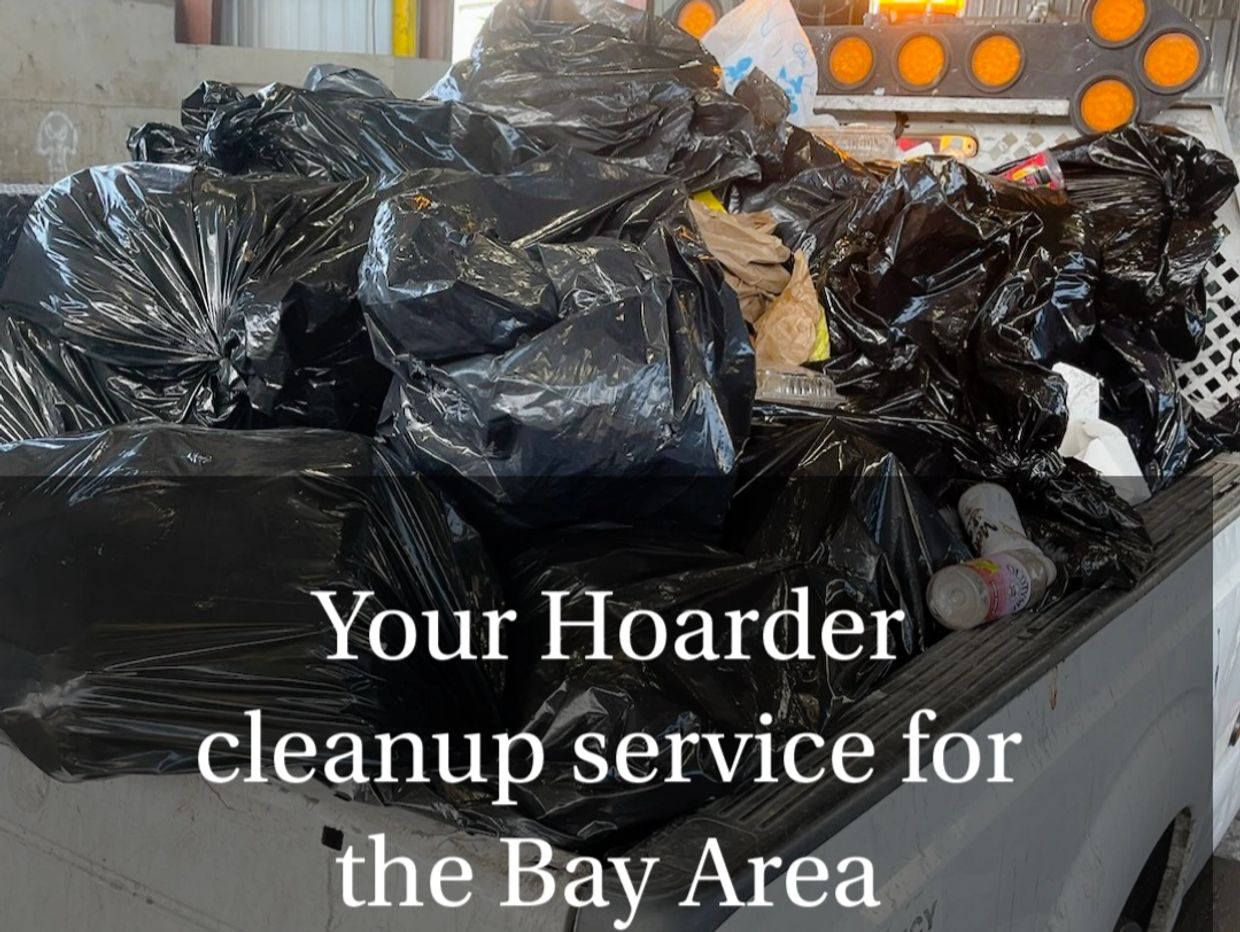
<box><xmin>368</xmin><ymin>527</ymin><xmax>890</xmax><ymax>851</ymax></box>
<box><xmin>1048</xmin><ymin>124</ymin><xmax>1239</xmax><ymax>362</ymax></box>
<box><xmin>1084</xmin><ymin>319</ymin><xmax>1199</xmax><ymax>493</ymax></box>
<box><xmin>0</xmin><ymin>423</ymin><xmax>505</xmax><ymax>780</ymax></box>
<box><xmin>1021</xmin><ymin>127</ymin><xmax>1239</xmax><ymax>488</ymax></box>
<box><xmin>0</xmin><ymin>188</ymin><xmax>38</xmax><ymax>287</ymax></box>
<box><xmin>0</xmin><ymin>163</ymin><xmax>392</xmax><ymax>432</ymax></box>
<box><xmin>129</xmin><ymin>79</ymin><xmax>540</xmax><ymax>184</ymax></box>
<box><xmin>304</xmin><ymin>63</ymin><xmax>394</xmax><ymax>98</ymax></box>
<box><xmin>364</xmin><ymin>404</ymin><xmax>1145</xmax><ymax>848</ymax></box>
<box><xmin>726</xmin><ymin>412</ymin><xmax>973</xmax><ymax>653</ymax></box>
<box><xmin>199</xmin><ymin>83</ymin><xmax>543</xmax><ymax>183</ymax></box>
<box><xmin>431</xmin><ymin>0</ymin><xmax>780</xmax><ymax>191</ymax></box>
<box><xmin>806</xmin><ymin>158</ymin><xmax>1099</xmax><ymax>475</ymax></box>
<box><xmin>0</xmin><ymin>315</ymin><xmax>119</xmax><ymax>443</ymax></box>
<box><xmin>128</xmin><ymin>80</ymin><xmax>245</xmax><ymax>164</ymax></box>
<box><xmin>360</xmin><ymin>149</ymin><xmax>755</xmax><ymax>531</ymax></box>
<box><xmin>1020</xmin><ymin>457</ymin><xmax>1154</xmax><ymax>589</ymax></box>
<box><xmin>749</xmin><ymin>404</ymin><xmax>1153</xmax><ymax>591</ymax></box>
<box><xmin>734</xmin><ymin>127</ymin><xmax>881</xmax><ymax>248</ymax></box>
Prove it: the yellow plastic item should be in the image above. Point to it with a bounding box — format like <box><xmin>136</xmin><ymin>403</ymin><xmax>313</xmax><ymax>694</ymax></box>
<box><xmin>693</xmin><ymin>190</ymin><xmax>727</xmax><ymax>213</ymax></box>
<box><xmin>810</xmin><ymin>315</ymin><xmax>830</xmax><ymax>362</ymax></box>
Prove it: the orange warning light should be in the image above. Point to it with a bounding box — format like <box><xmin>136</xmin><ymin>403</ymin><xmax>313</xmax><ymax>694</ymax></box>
<box><xmin>1078</xmin><ymin>77</ymin><xmax>1139</xmax><ymax>133</ymax></box>
<box><xmin>676</xmin><ymin>0</ymin><xmax>719</xmax><ymax>40</ymax></box>
<box><xmin>1143</xmin><ymin>31</ymin><xmax>1204</xmax><ymax>92</ymax></box>
<box><xmin>1088</xmin><ymin>0</ymin><xmax>1149</xmax><ymax>47</ymax></box>
<box><xmin>897</xmin><ymin>34</ymin><xmax>949</xmax><ymax>91</ymax></box>
<box><xmin>828</xmin><ymin>36</ymin><xmax>876</xmax><ymax>89</ymax></box>
<box><xmin>970</xmin><ymin>33</ymin><xmax>1024</xmax><ymax>91</ymax></box>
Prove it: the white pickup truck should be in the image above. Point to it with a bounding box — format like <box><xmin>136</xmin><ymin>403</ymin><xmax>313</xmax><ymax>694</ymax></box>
<box><xmin>2</xmin><ymin>105</ymin><xmax>1239</xmax><ymax>932</ymax></box>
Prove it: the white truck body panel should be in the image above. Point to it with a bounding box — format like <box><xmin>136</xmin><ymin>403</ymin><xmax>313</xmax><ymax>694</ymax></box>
<box><xmin>0</xmin><ymin>741</ymin><xmax>571</xmax><ymax>932</ymax></box>
<box><xmin>1215</xmin><ymin>499</ymin><xmax>1240</xmax><ymax>848</ymax></box>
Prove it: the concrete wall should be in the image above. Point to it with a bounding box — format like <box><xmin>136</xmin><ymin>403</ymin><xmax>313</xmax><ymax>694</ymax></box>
<box><xmin>0</xmin><ymin>0</ymin><xmax>449</xmax><ymax>183</ymax></box>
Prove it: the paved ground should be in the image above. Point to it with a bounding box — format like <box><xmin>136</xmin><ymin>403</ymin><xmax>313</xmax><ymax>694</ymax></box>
<box><xmin>1173</xmin><ymin>821</ymin><xmax>1240</xmax><ymax>931</ymax></box>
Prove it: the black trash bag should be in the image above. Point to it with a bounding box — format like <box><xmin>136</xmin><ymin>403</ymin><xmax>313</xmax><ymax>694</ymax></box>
<box><xmin>750</xmin><ymin>403</ymin><xmax>1153</xmax><ymax>592</ymax></box>
<box><xmin>0</xmin><ymin>188</ymin><xmax>39</xmax><ymax>288</ymax></box>
<box><xmin>808</xmin><ymin>158</ymin><xmax>1098</xmax><ymax>477</ymax></box>
<box><xmin>360</xmin><ymin>149</ymin><xmax>755</xmax><ymax>531</ymax></box>
<box><xmin>198</xmin><ymin>83</ymin><xmax>543</xmax><ymax>183</ymax></box>
<box><xmin>304</xmin><ymin>63</ymin><xmax>394</xmax><ymax>98</ymax></box>
<box><xmin>726</xmin><ymin>412</ymin><xmax>973</xmax><ymax>654</ymax></box>
<box><xmin>0</xmin><ymin>423</ymin><xmax>505</xmax><ymax>780</ymax></box>
<box><xmin>0</xmin><ymin>315</ymin><xmax>120</xmax><ymax>443</ymax></box>
<box><xmin>0</xmin><ymin>163</ymin><xmax>392</xmax><ymax>432</ymax></box>
<box><xmin>1190</xmin><ymin>396</ymin><xmax>1240</xmax><ymax>461</ymax></box>
<box><xmin>734</xmin><ymin>128</ymin><xmax>881</xmax><ymax>249</ymax></box>
<box><xmin>731</xmin><ymin>67</ymin><xmax>794</xmax><ymax>179</ymax></box>
<box><xmin>1046</xmin><ymin>124</ymin><xmax>1239</xmax><ymax>361</ymax></box>
<box><xmin>1081</xmin><ymin>319</ymin><xmax>1197</xmax><ymax>493</ymax></box>
<box><xmin>127</xmin><ymin>123</ymin><xmax>200</xmax><ymax>165</ymax></box>
<box><xmin>128</xmin><ymin>80</ymin><xmax>245</xmax><ymax>164</ymax></box>
<box><xmin>431</xmin><ymin>0</ymin><xmax>779</xmax><ymax>191</ymax></box>
<box><xmin>1021</xmin><ymin>458</ymin><xmax>1154</xmax><ymax>590</ymax></box>
<box><xmin>364</xmin><ymin>527</ymin><xmax>893</xmax><ymax>851</ymax></box>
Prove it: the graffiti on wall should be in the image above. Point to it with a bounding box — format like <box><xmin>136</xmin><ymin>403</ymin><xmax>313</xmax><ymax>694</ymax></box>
<box><xmin>36</xmin><ymin>111</ymin><xmax>79</xmax><ymax>183</ymax></box>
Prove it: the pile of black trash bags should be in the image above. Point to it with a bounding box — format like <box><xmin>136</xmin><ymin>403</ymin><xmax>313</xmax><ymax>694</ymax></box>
<box><xmin>0</xmin><ymin>0</ymin><xmax>1237</xmax><ymax>851</ymax></box>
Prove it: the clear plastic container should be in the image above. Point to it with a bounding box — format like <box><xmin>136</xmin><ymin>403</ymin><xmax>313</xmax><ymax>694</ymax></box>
<box><xmin>755</xmin><ymin>367</ymin><xmax>842</xmax><ymax>410</ymax></box>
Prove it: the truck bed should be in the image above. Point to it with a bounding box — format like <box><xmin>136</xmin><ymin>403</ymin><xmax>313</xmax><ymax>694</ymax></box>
<box><xmin>2</xmin><ymin>455</ymin><xmax>1239</xmax><ymax>932</ymax></box>
<box><xmin>600</xmin><ymin>455</ymin><xmax>1240</xmax><ymax>931</ymax></box>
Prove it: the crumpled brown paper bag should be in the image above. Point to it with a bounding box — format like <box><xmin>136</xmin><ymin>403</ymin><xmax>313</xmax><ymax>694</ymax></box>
<box><xmin>689</xmin><ymin>201</ymin><xmax>791</xmax><ymax>323</ymax></box>
<box><xmin>754</xmin><ymin>251</ymin><xmax>827</xmax><ymax>368</ymax></box>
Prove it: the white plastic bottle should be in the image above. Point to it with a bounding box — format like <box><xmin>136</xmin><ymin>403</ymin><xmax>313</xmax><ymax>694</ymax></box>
<box><xmin>927</xmin><ymin>549</ymin><xmax>1058</xmax><ymax>631</ymax></box>
<box><xmin>957</xmin><ymin>482</ymin><xmax>1033</xmax><ymax>556</ymax></box>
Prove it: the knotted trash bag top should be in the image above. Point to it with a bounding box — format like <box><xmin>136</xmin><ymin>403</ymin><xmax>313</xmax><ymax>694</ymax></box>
<box><xmin>800</xmin><ymin>157</ymin><xmax>1099</xmax><ymax>478</ymax></box>
<box><xmin>0</xmin><ymin>163</ymin><xmax>393</xmax><ymax>432</ymax></box>
<box><xmin>128</xmin><ymin>79</ymin><xmax>245</xmax><ymax>165</ymax></box>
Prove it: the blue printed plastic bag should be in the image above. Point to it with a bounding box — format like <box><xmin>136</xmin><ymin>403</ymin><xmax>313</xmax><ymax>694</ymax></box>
<box><xmin>701</xmin><ymin>0</ymin><xmax>819</xmax><ymax>127</ymax></box>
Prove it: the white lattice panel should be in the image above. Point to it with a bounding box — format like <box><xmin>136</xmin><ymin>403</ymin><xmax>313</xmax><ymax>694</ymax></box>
<box><xmin>1158</xmin><ymin>107</ymin><xmax>1240</xmax><ymax>418</ymax></box>
<box><xmin>1177</xmin><ymin>214</ymin><xmax>1240</xmax><ymax>416</ymax></box>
